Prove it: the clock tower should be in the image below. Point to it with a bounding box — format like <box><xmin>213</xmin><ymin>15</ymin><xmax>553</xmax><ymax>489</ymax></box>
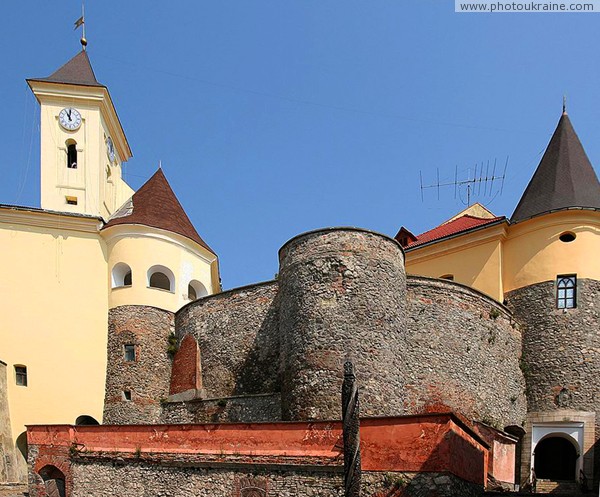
<box><xmin>27</xmin><ymin>50</ymin><xmax>133</xmax><ymax>220</ymax></box>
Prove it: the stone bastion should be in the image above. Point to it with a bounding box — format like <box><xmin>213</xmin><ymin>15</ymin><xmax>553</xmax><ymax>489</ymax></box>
<box><xmin>105</xmin><ymin>228</ymin><xmax>526</xmax><ymax>429</ymax></box>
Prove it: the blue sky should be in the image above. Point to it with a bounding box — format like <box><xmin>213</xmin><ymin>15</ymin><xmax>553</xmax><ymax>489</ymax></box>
<box><xmin>1</xmin><ymin>1</ymin><xmax>599</xmax><ymax>289</ymax></box>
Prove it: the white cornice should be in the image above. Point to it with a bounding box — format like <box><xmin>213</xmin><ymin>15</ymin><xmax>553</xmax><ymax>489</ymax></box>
<box><xmin>0</xmin><ymin>207</ymin><xmax>102</xmax><ymax>233</ymax></box>
<box><xmin>101</xmin><ymin>225</ymin><xmax>217</xmax><ymax>264</ymax></box>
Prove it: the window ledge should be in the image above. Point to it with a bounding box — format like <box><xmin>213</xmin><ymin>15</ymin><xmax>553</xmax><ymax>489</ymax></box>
<box><xmin>111</xmin><ymin>285</ymin><xmax>132</xmax><ymax>291</ymax></box>
<box><xmin>147</xmin><ymin>286</ymin><xmax>175</xmax><ymax>294</ymax></box>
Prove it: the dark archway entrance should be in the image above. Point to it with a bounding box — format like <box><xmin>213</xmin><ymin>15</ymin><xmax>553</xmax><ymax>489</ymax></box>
<box><xmin>39</xmin><ymin>465</ymin><xmax>66</xmax><ymax>497</ymax></box>
<box><xmin>534</xmin><ymin>436</ymin><xmax>578</xmax><ymax>480</ymax></box>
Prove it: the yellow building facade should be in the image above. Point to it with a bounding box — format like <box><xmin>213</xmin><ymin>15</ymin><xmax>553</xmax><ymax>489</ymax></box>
<box><xmin>0</xmin><ymin>50</ymin><xmax>220</xmax><ymax>482</ymax></box>
<box><xmin>399</xmin><ymin>111</ymin><xmax>600</xmax><ymax>302</ymax></box>
<box><xmin>398</xmin><ymin>110</ymin><xmax>600</xmax><ymax>487</ymax></box>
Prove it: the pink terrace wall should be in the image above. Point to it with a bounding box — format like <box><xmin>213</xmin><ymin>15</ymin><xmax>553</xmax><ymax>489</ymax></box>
<box><xmin>474</xmin><ymin>422</ymin><xmax>517</xmax><ymax>484</ymax></box>
<box><xmin>27</xmin><ymin>413</ymin><xmax>488</xmax><ymax>496</ymax></box>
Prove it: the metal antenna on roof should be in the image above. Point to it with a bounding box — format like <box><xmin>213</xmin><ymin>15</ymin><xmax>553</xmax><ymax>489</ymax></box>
<box><xmin>563</xmin><ymin>95</ymin><xmax>567</xmax><ymax>115</ymax></box>
<box><xmin>419</xmin><ymin>157</ymin><xmax>509</xmax><ymax>206</ymax></box>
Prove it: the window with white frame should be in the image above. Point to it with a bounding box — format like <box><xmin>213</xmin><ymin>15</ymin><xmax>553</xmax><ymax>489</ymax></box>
<box><xmin>557</xmin><ymin>275</ymin><xmax>577</xmax><ymax>309</ymax></box>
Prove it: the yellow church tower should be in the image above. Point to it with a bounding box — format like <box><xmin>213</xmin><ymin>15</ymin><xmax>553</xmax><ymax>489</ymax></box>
<box><xmin>0</xmin><ymin>49</ymin><xmax>220</xmax><ymax>484</ymax></box>
<box><xmin>27</xmin><ymin>50</ymin><xmax>133</xmax><ymax>219</ymax></box>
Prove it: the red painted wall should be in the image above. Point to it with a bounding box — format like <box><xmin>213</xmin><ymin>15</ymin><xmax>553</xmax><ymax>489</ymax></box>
<box><xmin>28</xmin><ymin>412</ymin><xmax>488</xmax><ymax>489</ymax></box>
<box><xmin>169</xmin><ymin>334</ymin><xmax>202</xmax><ymax>395</ymax></box>
<box><xmin>474</xmin><ymin>422</ymin><xmax>516</xmax><ymax>484</ymax></box>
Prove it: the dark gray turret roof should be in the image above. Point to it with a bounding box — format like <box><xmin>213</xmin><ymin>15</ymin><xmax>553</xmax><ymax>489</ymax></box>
<box><xmin>511</xmin><ymin>113</ymin><xmax>600</xmax><ymax>222</ymax></box>
<box><xmin>29</xmin><ymin>50</ymin><xmax>103</xmax><ymax>87</ymax></box>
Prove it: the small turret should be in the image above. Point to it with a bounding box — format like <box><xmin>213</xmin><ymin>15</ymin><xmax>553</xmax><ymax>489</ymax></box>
<box><xmin>102</xmin><ymin>169</ymin><xmax>219</xmax><ymax>312</ymax></box>
<box><xmin>512</xmin><ymin>113</ymin><xmax>600</xmax><ymax>223</ymax></box>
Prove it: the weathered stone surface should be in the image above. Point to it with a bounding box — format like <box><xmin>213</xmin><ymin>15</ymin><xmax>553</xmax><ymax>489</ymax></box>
<box><xmin>68</xmin><ymin>461</ymin><xmax>479</xmax><ymax>497</ymax></box>
<box><xmin>176</xmin><ymin>281</ymin><xmax>280</xmax><ymax>400</ymax></box>
<box><xmin>104</xmin><ymin>230</ymin><xmax>527</xmax><ymax>431</ymax></box>
<box><xmin>278</xmin><ymin>228</ymin><xmax>407</xmax><ymax>421</ymax></box>
<box><xmin>506</xmin><ymin>279</ymin><xmax>600</xmax><ymax>414</ymax></box>
<box><xmin>506</xmin><ymin>278</ymin><xmax>600</xmax><ymax>481</ymax></box>
<box><xmin>103</xmin><ymin>306</ymin><xmax>175</xmax><ymax>424</ymax></box>
<box><xmin>160</xmin><ymin>393</ymin><xmax>281</xmax><ymax>423</ymax></box>
<box><xmin>402</xmin><ymin>277</ymin><xmax>527</xmax><ymax>429</ymax></box>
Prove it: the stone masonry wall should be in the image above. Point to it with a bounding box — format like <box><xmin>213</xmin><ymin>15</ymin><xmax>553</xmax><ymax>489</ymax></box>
<box><xmin>404</xmin><ymin>277</ymin><xmax>527</xmax><ymax>429</ymax></box>
<box><xmin>103</xmin><ymin>306</ymin><xmax>175</xmax><ymax>424</ymax></box>
<box><xmin>160</xmin><ymin>393</ymin><xmax>281</xmax><ymax>423</ymax></box>
<box><xmin>506</xmin><ymin>279</ymin><xmax>600</xmax><ymax>414</ymax></box>
<box><xmin>505</xmin><ymin>278</ymin><xmax>600</xmax><ymax>481</ymax></box>
<box><xmin>176</xmin><ymin>281</ymin><xmax>280</xmax><ymax>399</ymax></box>
<box><xmin>278</xmin><ymin>228</ymin><xmax>407</xmax><ymax>421</ymax></box>
<box><xmin>67</xmin><ymin>461</ymin><xmax>480</xmax><ymax>497</ymax></box>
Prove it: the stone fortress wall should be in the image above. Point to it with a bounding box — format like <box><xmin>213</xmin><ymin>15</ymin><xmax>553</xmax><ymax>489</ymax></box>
<box><xmin>104</xmin><ymin>228</ymin><xmax>527</xmax><ymax>431</ymax></box>
<box><xmin>506</xmin><ymin>278</ymin><xmax>600</xmax><ymax>482</ymax></box>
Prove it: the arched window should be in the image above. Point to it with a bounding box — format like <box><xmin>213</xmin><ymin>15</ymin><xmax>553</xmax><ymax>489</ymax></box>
<box><xmin>75</xmin><ymin>415</ymin><xmax>100</xmax><ymax>426</ymax></box>
<box><xmin>188</xmin><ymin>280</ymin><xmax>208</xmax><ymax>300</ymax></box>
<box><xmin>557</xmin><ymin>275</ymin><xmax>577</xmax><ymax>309</ymax></box>
<box><xmin>111</xmin><ymin>263</ymin><xmax>132</xmax><ymax>288</ymax></box>
<box><xmin>66</xmin><ymin>140</ymin><xmax>77</xmax><ymax>169</ymax></box>
<box><xmin>147</xmin><ymin>265</ymin><xmax>175</xmax><ymax>292</ymax></box>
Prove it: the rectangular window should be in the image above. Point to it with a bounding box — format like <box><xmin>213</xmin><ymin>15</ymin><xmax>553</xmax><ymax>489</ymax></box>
<box><xmin>123</xmin><ymin>390</ymin><xmax>132</xmax><ymax>401</ymax></box>
<box><xmin>15</xmin><ymin>366</ymin><xmax>27</xmax><ymax>386</ymax></box>
<box><xmin>557</xmin><ymin>275</ymin><xmax>577</xmax><ymax>309</ymax></box>
<box><xmin>65</xmin><ymin>196</ymin><xmax>78</xmax><ymax>205</ymax></box>
<box><xmin>124</xmin><ymin>344</ymin><xmax>136</xmax><ymax>362</ymax></box>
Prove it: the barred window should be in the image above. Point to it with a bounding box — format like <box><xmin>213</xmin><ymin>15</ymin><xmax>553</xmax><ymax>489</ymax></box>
<box><xmin>557</xmin><ymin>275</ymin><xmax>577</xmax><ymax>309</ymax></box>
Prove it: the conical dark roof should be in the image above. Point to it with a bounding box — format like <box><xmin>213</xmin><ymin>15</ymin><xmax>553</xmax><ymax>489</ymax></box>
<box><xmin>103</xmin><ymin>169</ymin><xmax>215</xmax><ymax>254</ymax></box>
<box><xmin>511</xmin><ymin>113</ymin><xmax>600</xmax><ymax>222</ymax></box>
<box><xmin>31</xmin><ymin>50</ymin><xmax>103</xmax><ymax>87</ymax></box>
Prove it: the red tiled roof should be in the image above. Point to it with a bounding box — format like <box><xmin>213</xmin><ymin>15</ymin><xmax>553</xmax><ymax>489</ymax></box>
<box><xmin>103</xmin><ymin>169</ymin><xmax>215</xmax><ymax>254</ymax></box>
<box><xmin>402</xmin><ymin>215</ymin><xmax>505</xmax><ymax>249</ymax></box>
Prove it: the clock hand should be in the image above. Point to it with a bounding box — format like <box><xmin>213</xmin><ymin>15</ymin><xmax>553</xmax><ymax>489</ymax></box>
<box><xmin>67</xmin><ymin>109</ymin><xmax>72</xmax><ymax>120</ymax></box>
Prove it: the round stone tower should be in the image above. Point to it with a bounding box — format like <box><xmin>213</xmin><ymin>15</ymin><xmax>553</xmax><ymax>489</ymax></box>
<box><xmin>277</xmin><ymin>228</ymin><xmax>407</xmax><ymax>421</ymax></box>
<box><xmin>103</xmin><ymin>305</ymin><xmax>175</xmax><ymax>424</ymax></box>
<box><xmin>504</xmin><ymin>211</ymin><xmax>600</xmax><ymax>485</ymax></box>
<box><xmin>504</xmin><ymin>111</ymin><xmax>600</xmax><ymax>486</ymax></box>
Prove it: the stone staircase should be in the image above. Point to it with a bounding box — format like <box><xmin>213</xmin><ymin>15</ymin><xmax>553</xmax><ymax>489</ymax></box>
<box><xmin>535</xmin><ymin>479</ymin><xmax>581</xmax><ymax>494</ymax></box>
<box><xmin>485</xmin><ymin>478</ymin><xmax>584</xmax><ymax>496</ymax></box>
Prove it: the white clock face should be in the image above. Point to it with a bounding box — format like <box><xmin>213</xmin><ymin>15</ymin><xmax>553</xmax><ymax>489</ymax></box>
<box><xmin>106</xmin><ymin>137</ymin><xmax>116</xmax><ymax>162</ymax></box>
<box><xmin>58</xmin><ymin>107</ymin><xmax>82</xmax><ymax>131</ymax></box>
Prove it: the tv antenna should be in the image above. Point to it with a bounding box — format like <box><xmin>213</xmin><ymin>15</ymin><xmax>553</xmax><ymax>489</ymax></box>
<box><xmin>419</xmin><ymin>157</ymin><xmax>508</xmax><ymax>206</ymax></box>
